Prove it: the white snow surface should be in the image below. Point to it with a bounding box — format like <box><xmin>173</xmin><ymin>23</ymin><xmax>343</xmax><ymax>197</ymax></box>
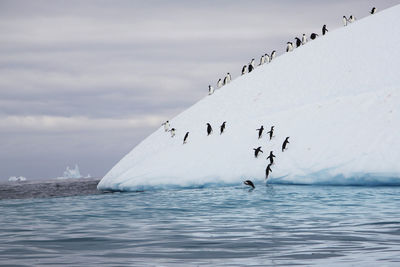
<box><xmin>99</xmin><ymin>6</ymin><xmax>400</xmax><ymax>191</ymax></box>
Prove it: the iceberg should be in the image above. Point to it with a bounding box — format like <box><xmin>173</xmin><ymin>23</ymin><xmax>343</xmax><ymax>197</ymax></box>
<box><xmin>8</xmin><ymin>176</ymin><xmax>27</xmax><ymax>182</ymax></box>
<box><xmin>98</xmin><ymin>5</ymin><xmax>400</xmax><ymax>191</ymax></box>
<box><xmin>56</xmin><ymin>164</ymin><xmax>91</xmax><ymax>179</ymax></box>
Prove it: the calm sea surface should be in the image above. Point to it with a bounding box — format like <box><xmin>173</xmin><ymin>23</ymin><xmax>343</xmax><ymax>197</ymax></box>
<box><xmin>1</xmin><ymin>180</ymin><xmax>400</xmax><ymax>266</ymax></box>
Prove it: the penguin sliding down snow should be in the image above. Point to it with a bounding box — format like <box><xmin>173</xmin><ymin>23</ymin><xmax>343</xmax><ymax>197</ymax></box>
<box><xmin>253</xmin><ymin>146</ymin><xmax>263</xmax><ymax>158</ymax></box>
<box><xmin>295</xmin><ymin>37</ymin><xmax>301</xmax><ymax>48</ymax></box>
<box><xmin>301</xmin><ymin>34</ymin><xmax>307</xmax><ymax>45</ymax></box>
<box><xmin>256</xmin><ymin>125</ymin><xmax>264</xmax><ymax>139</ymax></box>
<box><xmin>162</xmin><ymin>120</ymin><xmax>170</xmax><ymax>132</ymax></box>
<box><xmin>244</xmin><ymin>180</ymin><xmax>255</xmax><ymax>189</ymax></box>
<box><xmin>267</xmin><ymin>126</ymin><xmax>274</xmax><ymax>140</ymax></box>
<box><xmin>286</xmin><ymin>42</ymin><xmax>293</xmax><ymax>52</ymax></box>
<box><xmin>217</xmin><ymin>79</ymin><xmax>223</xmax><ymax>88</ymax></box>
<box><xmin>220</xmin><ymin>121</ymin><xmax>226</xmax><ymax>134</ymax></box>
<box><xmin>282</xmin><ymin>137</ymin><xmax>290</xmax><ymax>152</ymax></box>
<box><xmin>208</xmin><ymin>85</ymin><xmax>214</xmax><ymax>95</ymax></box>
<box><xmin>206</xmin><ymin>123</ymin><xmax>213</xmax><ymax>136</ymax></box>
<box><xmin>241</xmin><ymin>65</ymin><xmax>247</xmax><ymax>75</ymax></box>
<box><xmin>169</xmin><ymin>128</ymin><xmax>176</xmax><ymax>137</ymax></box>
<box><xmin>370</xmin><ymin>7</ymin><xmax>376</xmax><ymax>14</ymax></box>
<box><xmin>267</xmin><ymin>151</ymin><xmax>276</xmax><ymax>164</ymax></box>
<box><xmin>183</xmin><ymin>132</ymin><xmax>189</xmax><ymax>144</ymax></box>
<box><xmin>265</xmin><ymin>163</ymin><xmax>272</xmax><ymax>180</ymax></box>
<box><xmin>322</xmin><ymin>25</ymin><xmax>328</xmax><ymax>35</ymax></box>
<box><xmin>343</xmin><ymin>16</ymin><xmax>348</xmax><ymax>26</ymax></box>
<box><xmin>310</xmin><ymin>33</ymin><xmax>318</xmax><ymax>40</ymax></box>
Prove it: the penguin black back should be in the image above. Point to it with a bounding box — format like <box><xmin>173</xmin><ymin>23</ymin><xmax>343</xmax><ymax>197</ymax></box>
<box><xmin>310</xmin><ymin>33</ymin><xmax>318</xmax><ymax>40</ymax></box>
<box><xmin>183</xmin><ymin>132</ymin><xmax>189</xmax><ymax>144</ymax></box>
<box><xmin>282</xmin><ymin>137</ymin><xmax>290</xmax><ymax>152</ymax></box>
<box><xmin>206</xmin><ymin>123</ymin><xmax>213</xmax><ymax>136</ymax></box>
<box><xmin>220</xmin><ymin>121</ymin><xmax>226</xmax><ymax>134</ymax></box>
<box><xmin>257</xmin><ymin>125</ymin><xmax>264</xmax><ymax>139</ymax></box>
<box><xmin>322</xmin><ymin>25</ymin><xmax>328</xmax><ymax>35</ymax></box>
<box><xmin>244</xmin><ymin>180</ymin><xmax>255</xmax><ymax>189</ymax></box>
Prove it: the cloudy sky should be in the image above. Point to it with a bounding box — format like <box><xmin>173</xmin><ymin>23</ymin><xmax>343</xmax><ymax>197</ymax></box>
<box><xmin>0</xmin><ymin>0</ymin><xmax>398</xmax><ymax>181</ymax></box>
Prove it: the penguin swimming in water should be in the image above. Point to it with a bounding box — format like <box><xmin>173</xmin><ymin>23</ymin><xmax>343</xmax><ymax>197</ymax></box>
<box><xmin>342</xmin><ymin>16</ymin><xmax>348</xmax><ymax>26</ymax></box>
<box><xmin>253</xmin><ymin>146</ymin><xmax>263</xmax><ymax>158</ymax></box>
<box><xmin>286</xmin><ymin>42</ymin><xmax>293</xmax><ymax>52</ymax></box>
<box><xmin>310</xmin><ymin>33</ymin><xmax>318</xmax><ymax>40</ymax></box>
<box><xmin>244</xmin><ymin>180</ymin><xmax>255</xmax><ymax>189</ymax></box>
<box><xmin>282</xmin><ymin>137</ymin><xmax>290</xmax><ymax>152</ymax></box>
<box><xmin>267</xmin><ymin>126</ymin><xmax>274</xmax><ymax>140</ymax></box>
<box><xmin>241</xmin><ymin>65</ymin><xmax>247</xmax><ymax>75</ymax></box>
<box><xmin>295</xmin><ymin>37</ymin><xmax>301</xmax><ymax>48</ymax></box>
<box><xmin>271</xmin><ymin>50</ymin><xmax>276</xmax><ymax>60</ymax></box>
<box><xmin>267</xmin><ymin>151</ymin><xmax>276</xmax><ymax>164</ymax></box>
<box><xmin>265</xmin><ymin>163</ymin><xmax>272</xmax><ymax>180</ymax></box>
<box><xmin>256</xmin><ymin>125</ymin><xmax>264</xmax><ymax>139</ymax></box>
<box><xmin>322</xmin><ymin>24</ymin><xmax>328</xmax><ymax>35</ymax></box>
<box><xmin>370</xmin><ymin>7</ymin><xmax>376</xmax><ymax>14</ymax></box>
<box><xmin>264</xmin><ymin>53</ymin><xmax>270</xmax><ymax>63</ymax></box>
<box><xmin>183</xmin><ymin>132</ymin><xmax>189</xmax><ymax>144</ymax></box>
<box><xmin>220</xmin><ymin>121</ymin><xmax>226</xmax><ymax>134</ymax></box>
<box><xmin>217</xmin><ymin>79</ymin><xmax>223</xmax><ymax>88</ymax></box>
<box><xmin>208</xmin><ymin>85</ymin><xmax>214</xmax><ymax>95</ymax></box>
<box><xmin>206</xmin><ymin>123</ymin><xmax>213</xmax><ymax>136</ymax></box>
<box><xmin>169</xmin><ymin>128</ymin><xmax>176</xmax><ymax>137</ymax></box>
<box><xmin>348</xmin><ymin>15</ymin><xmax>355</xmax><ymax>23</ymax></box>
<box><xmin>301</xmin><ymin>34</ymin><xmax>307</xmax><ymax>45</ymax></box>
<box><xmin>162</xmin><ymin>120</ymin><xmax>170</xmax><ymax>132</ymax></box>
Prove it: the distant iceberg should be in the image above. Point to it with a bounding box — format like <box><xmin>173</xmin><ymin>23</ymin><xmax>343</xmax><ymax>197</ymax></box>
<box><xmin>56</xmin><ymin>164</ymin><xmax>91</xmax><ymax>179</ymax></box>
<box><xmin>99</xmin><ymin>4</ymin><xmax>400</xmax><ymax>191</ymax></box>
<box><xmin>8</xmin><ymin>176</ymin><xmax>27</xmax><ymax>182</ymax></box>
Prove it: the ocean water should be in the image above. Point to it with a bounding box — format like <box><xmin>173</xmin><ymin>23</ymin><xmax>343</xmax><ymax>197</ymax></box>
<box><xmin>1</xmin><ymin>181</ymin><xmax>400</xmax><ymax>266</ymax></box>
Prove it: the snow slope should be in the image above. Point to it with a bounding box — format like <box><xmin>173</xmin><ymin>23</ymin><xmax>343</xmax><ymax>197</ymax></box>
<box><xmin>98</xmin><ymin>5</ymin><xmax>400</xmax><ymax>191</ymax></box>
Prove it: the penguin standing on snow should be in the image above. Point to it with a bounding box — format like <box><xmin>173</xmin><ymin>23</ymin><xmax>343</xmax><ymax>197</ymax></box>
<box><xmin>301</xmin><ymin>34</ymin><xmax>307</xmax><ymax>45</ymax></box>
<box><xmin>264</xmin><ymin>54</ymin><xmax>270</xmax><ymax>63</ymax></box>
<box><xmin>248</xmin><ymin>59</ymin><xmax>255</xmax><ymax>73</ymax></box>
<box><xmin>183</xmin><ymin>132</ymin><xmax>189</xmax><ymax>144</ymax></box>
<box><xmin>162</xmin><ymin>120</ymin><xmax>170</xmax><ymax>132</ymax></box>
<box><xmin>370</xmin><ymin>7</ymin><xmax>376</xmax><ymax>14</ymax></box>
<box><xmin>206</xmin><ymin>123</ymin><xmax>213</xmax><ymax>136</ymax></box>
<box><xmin>253</xmin><ymin>146</ymin><xmax>263</xmax><ymax>158</ymax></box>
<box><xmin>244</xmin><ymin>180</ymin><xmax>255</xmax><ymax>189</ymax></box>
<box><xmin>267</xmin><ymin>126</ymin><xmax>274</xmax><ymax>140</ymax></box>
<box><xmin>220</xmin><ymin>121</ymin><xmax>226</xmax><ymax>134</ymax></box>
<box><xmin>310</xmin><ymin>33</ymin><xmax>318</xmax><ymax>40</ymax></box>
<box><xmin>217</xmin><ymin>79</ymin><xmax>223</xmax><ymax>88</ymax></box>
<box><xmin>342</xmin><ymin>16</ymin><xmax>348</xmax><ymax>26</ymax></box>
<box><xmin>271</xmin><ymin>50</ymin><xmax>276</xmax><ymax>60</ymax></box>
<box><xmin>322</xmin><ymin>24</ymin><xmax>328</xmax><ymax>35</ymax></box>
<box><xmin>227</xmin><ymin>73</ymin><xmax>232</xmax><ymax>83</ymax></box>
<box><xmin>295</xmin><ymin>37</ymin><xmax>301</xmax><ymax>48</ymax></box>
<box><xmin>169</xmin><ymin>128</ymin><xmax>176</xmax><ymax>137</ymax></box>
<box><xmin>259</xmin><ymin>55</ymin><xmax>265</xmax><ymax>66</ymax></box>
<box><xmin>286</xmin><ymin>42</ymin><xmax>293</xmax><ymax>52</ymax></box>
<box><xmin>223</xmin><ymin>76</ymin><xmax>228</xmax><ymax>85</ymax></box>
<box><xmin>208</xmin><ymin>85</ymin><xmax>214</xmax><ymax>95</ymax></box>
<box><xmin>348</xmin><ymin>15</ymin><xmax>355</xmax><ymax>23</ymax></box>
<box><xmin>282</xmin><ymin>137</ymin><xmax>290</xmax><ymax>152</ymax></box>
<box><xmin>265</xmin><ymin>163</ymin><xmax>272</xmax><ymax>180</ymax></box>
<box><xmin>256</xmin><ymin>125</ymin><xmax>264</xmax><ymax>139</ymax></box>
<box><xmin>267</xmin><ymin>151</ymin><xmax>276</xmax><ymax>164</ymax></box>
<box><xmin>241</xmin><ymin>65</ymin><xmax>247</xmax><ymax>75</ymax></box>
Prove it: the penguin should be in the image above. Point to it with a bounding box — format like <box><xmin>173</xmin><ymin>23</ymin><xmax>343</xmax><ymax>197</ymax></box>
<box><xmin>286</xmin><ymin>42</ymin><xmax>293</xmax><ymax>52</ymax></box>
<box><xmin>244</xmin><ymin>180</ymin><xmax>255</xmax><ymax>189</ymax></box>
<box><xmin>217</xmin><ymin>78</ymin><xmax>223</xmax><ymax>88</ymax></box>
<box><xmin>183</xmin><ymin>132</ymin><xmax>189</xmax><ymax>144</ymax></box>
<box><xmin>295</xmin><ymin>37</ymin><xmax>301</xmax><ymax>48</ymax></box>
<box><xmin>348</xmin><ymin>15</ymin><xmax>355</xmax><ymax>23</ymax></box>
<box><xmin>301</xmin><ymin>34</ymin><xmax>307</xmax><ymax>45</ymax></box>
<box><xmin>208</xmin><ymin>85</ymin><xmax>214</xmax><ymax>95</ymax></box>
<box><xmin>223</xmin><ymin>76</ymin><xmax>228</xmax><ymax>85</ymax></box>
<box><xmin>169</xmin><ymin>128</ymin><xmax>176</xmax><ymax>138</ymax></box>
<box><xmin>241</xmin><ymin>65</ymin><xmax>247</xmax><ymax>75</ymax></box>
<box><xmin>227</xmin><ymin>73</ymin><xmax>232</xmax><ymax>83</ymax></box>
<box><xmin>206</xmin><ymin>123</ymin><xmax>213</xmax><ymax>136</ymax></box>
<box><xmin>220</xmin><ymin>121</ymin><xmax>226</xmax><ymax>134</ymax></box>
<box><xmin>267</xmin><ymin>126</ymin><xmax>274</xmax><ymax>140</ymax></box>
<box><xmin>266</xmin><ymin>151</ymin><xmax>276</xmax><ymax>164</ymax></box>
<box><xmin>370</xmin><ymin>7</ymin><xmax>376</xmax><ymax>14</ymax></box>
<box><xmin>248</xmin><ymin>61</ymin><xmax>254</xmax><ymax>73</ymax></box>
<box><xmin>265</xmin><ymin>163</ymin><xmax>272</xmax><ymax>180</ymax></box>
<box><xmin>256</xmin><ymin>125</ymin><xmax>264</xmax><ymax>139</ymax></box>
<box><xmin>342</xmin><ymin>16</ymin><xmax>348</xmax><ymax>26</ymax></box>
<box><xmin>271</xmin><ymin>50</ymin><xmax>276</xmax><ymax>60</ymax></box>
<box><xmin>253</xmin><ymin>146</ymin><xmax>263</xmax><ymax>158</ymax></box>
<box><xmin>322</xmin><ymin>24</ymin><xmax>328</xmax><ymax>35</ymax></box>
<box><xmin>162</xmin><ymin>120</ymin><xmax>170</xmax><ymax>132</ymax></box>
<box><xmin>282</xmin><ymin>137</ymin><xmax>290</xmax><ymax>152</ymax></box>
<box><xmin>264</xmin><ymin>53</ymin><xmax>270</xmax><ymax>63</ymax></box>
<box><xmin>259</xmin><ymin>55</ymin><xmax>265</xmax><ymax>66</ymax></box>
<box><xmin>310</xmin><ymin>33</ymin><xmax>318</xmax><ymax>40</ymax></box>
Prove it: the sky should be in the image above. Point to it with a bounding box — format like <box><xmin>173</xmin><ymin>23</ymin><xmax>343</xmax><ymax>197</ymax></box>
<box><xmin>0</xmin><ymin>0</ymin><xmax>398</xmax><ymax>181</ymax></box>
